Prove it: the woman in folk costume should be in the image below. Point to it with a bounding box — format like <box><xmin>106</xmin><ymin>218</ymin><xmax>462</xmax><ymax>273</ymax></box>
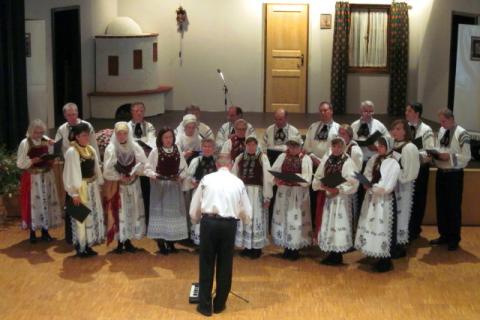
<box><xmin>176</xmin><ymin>114</ymin><xmax>203</xmax><ymax>165</ymax></box>
<box><xmin>17</xmin><ymin>119</ymin><xmax>62</xmax><ymax>243</ymax></box>
<box><xmin>355</xmin><ymin>136</ymin><xmax>401</xmax><ymax>272</ymax></box>
<box><xmin>232</xmin><ymin>136</ymin><xmax>273</xmax><ymax>259</ymax></box>
<box><xmin>185</xmin><ymin>138</ymin><xmax>217</xmax><ymax>245</ymax></box>
<box><xmin>63</xmin><ymin>123</ymin><xmax>105</xmax><ymax>257</ymax></box>
<box><xmin>312</xmin><ymin>137</ymin><xmax>359</xmax><ymax>265</ymax></box>
<box><xmin>271</xmin><ymin>135</ymin><xmax>313</xmax><ymax>261</ymax></box>
<box><xmin>221</xmin><ymin>118</ymin><xmax>248</xmax><ymax>161</ymax></box>
<box><xmin>390</xmin><ymin>119</ymin><xmax>420</xmax><ymax>258</ymax></box>
<box><xmin>103</xmin><ymin>122</ymin><xmax>149</xmax><ymax>254</ymax></box>
<box><xmin>145</xmin><ymin>127</ymin><xmax>188</xmax><ymax>255</ymax></box>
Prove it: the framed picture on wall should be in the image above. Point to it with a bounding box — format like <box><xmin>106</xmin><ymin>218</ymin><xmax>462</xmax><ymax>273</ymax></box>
<box><xmin>320</xmin><ymin>14</ymin><xmax>332</xmax><ymax>29</ymax></box>
<box><xmin>472</xmin><ymin>36</ymin><xmax>480</xmax><ymax>61</ymax></box>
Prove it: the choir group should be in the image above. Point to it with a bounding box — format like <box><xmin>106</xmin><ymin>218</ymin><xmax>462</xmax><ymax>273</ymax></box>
<box><xmin>17</xmin><ymin>100</ymin><xmax>471</xmax><ymax>272</ymax></box>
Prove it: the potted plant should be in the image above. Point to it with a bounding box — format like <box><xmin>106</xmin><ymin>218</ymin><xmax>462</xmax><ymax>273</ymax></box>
<box><xmin>0</xmin><ymin>145</ymin><xmax>22</xmax><ymax>219</ymax></box>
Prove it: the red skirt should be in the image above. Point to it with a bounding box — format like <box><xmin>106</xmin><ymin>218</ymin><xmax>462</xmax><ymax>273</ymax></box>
<box><xmin>20</xmin><ymin>171</ymin><xmax>31</xmax><ymax>229</ymax></box>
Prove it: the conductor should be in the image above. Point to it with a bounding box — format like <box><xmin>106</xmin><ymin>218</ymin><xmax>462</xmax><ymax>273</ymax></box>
<box><xmin>190</xmin><ymin>153</ymin><xmax>252</xmax><ymax>316</ymax></box>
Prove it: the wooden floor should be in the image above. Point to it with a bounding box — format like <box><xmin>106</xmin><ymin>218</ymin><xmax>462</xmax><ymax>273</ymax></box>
<box><xmin>1</xmin><ymin>221</ymin><xmax>479</xmax><ymax>320</ymax></box>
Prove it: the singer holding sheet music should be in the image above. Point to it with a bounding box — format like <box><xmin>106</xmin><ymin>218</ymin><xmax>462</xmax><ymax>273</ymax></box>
<box><xmin>102</xmin><ymin>122</ymin><xmax>150</xmax><ymax>253</ymax></box>
<box><xmin>190</xmin><ymin>154</ymin><xmax>252</xmax><ymax>316</ymax></box>
<box><xmin>405</xmin><ymin>103</ymin><xmax>435</xmax><ymax>241</ymax></box>
<box><xmin>312</xmin><ymin>137</ymin><xmax>359</xmax><ymax>265</ymax></box>
<box><xmin>63</xmin><ymin>123</ymin><xmax>105</xmax><ymax>257</ymax></box>
<box><xmin>17</xmin><ymin>119</ymin><xmax>62</xmax><ymax>243</ymax></box>
<box><xmin>145</xmin><ymin>127</ymin><xmax>188</xmax><ymax>255</ymax></box>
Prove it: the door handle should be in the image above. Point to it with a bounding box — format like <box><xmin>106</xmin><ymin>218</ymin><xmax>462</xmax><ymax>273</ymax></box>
<box><xmin>299</xmin><ymin>53</ymin><xmax>304</xmax><ymax>66</ymax></box>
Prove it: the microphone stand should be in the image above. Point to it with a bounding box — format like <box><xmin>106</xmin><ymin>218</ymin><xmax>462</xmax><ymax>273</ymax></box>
<box><xmin>217</xmin><ymin>69</ymin><xmax>232</xmax><ymax>112</ymax></box>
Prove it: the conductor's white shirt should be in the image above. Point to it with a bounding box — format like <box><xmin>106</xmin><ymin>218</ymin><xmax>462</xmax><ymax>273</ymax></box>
<box><xmin>189</xmin><ymin>167</ymin><xmax>253</xmax><ymax>225</ymax></box>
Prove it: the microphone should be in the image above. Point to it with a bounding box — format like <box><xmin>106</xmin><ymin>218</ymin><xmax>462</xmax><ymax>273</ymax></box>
<box><xmin>217</xmin><ymin>68</ymin><xmax>225</xmax><ymax>81</ymax></box>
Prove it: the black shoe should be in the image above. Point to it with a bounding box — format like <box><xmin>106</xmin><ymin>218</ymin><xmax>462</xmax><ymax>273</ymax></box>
<box><xmin>41</xmin><ymin>229</ymin><xmax>54</xmax><ymax>242</ymax></box>
<box><xmin>196</xmin><ymin>304</ymin><xmax>212</xmax><ymax>317</ymax></box>
<box><xmin>390</xmin><ymin>245</ymin><xmax>407</xmax><ymax>259</ymax></box>
<box><xmin>29</xmin><ymin>230</ymin><xmax>37</xmax><ymax>244</ymax></box>
<box><xmin>430</xmin><ymin>237</ymin><xmax>448</xmax><ymax>245</ymax></box>
<box><xmin>250</xmin><ymin>249</ymin><xmax>262</xmax><ymax>259</ymax></box>
<box><xmin>167</xmin><ymin>241</ymin><xmax>179</xmax><ymax>253</ymax></box>
<box><xmin>75</xmin><ymin>245</ymin><xmax>88</xmax><ymax>258</ymax></box>
<box><xmin>448</xmin><ymin>242</ymin><xmax>459</xmax><ymax>251</ymax></box>
<box><xmin>114</xmin><ymin>241</ymin><xmax>124</xmax><ymax>254</ymax></box>
<box><xmin>373</xmin><ymin>258</ymin><xmax>393</xmax><ymax>273</ymax></box>
<box><xmin>213</xmin><ymin>304</ymin><xmax>226</xmax><ymax>314</ymax></box>
<box><xmin>321</xmin><ymin>252</ymin><xmax>343</xmax><ymax>266</ymax></box>
<box><xmin>157</xmin><ymin>240</ymin><xmax>169</xmax><ymax>255</ymax></box>
<box><xmin>240</xmin><ymin>248</ymin><xmax>250</xmax><ymax>257</ymax></box>
<box><xmin>124</xmin><ymin>240</ymin><xmax>138</xmax><ymax>253</ymax></box>
<box><xmin>85</xmin><ymin>246</ymin><xmax>98</xmax><ymax>256</ymax></box>
<box><xmin>288</xmin><ymin>249</ymin><xmax>299</xmax><ymax>261</ymax></box>
<box><xmin>282</xmin><ymin>249</ymin><xmax>290</xmax><ymax>259</ymax></box>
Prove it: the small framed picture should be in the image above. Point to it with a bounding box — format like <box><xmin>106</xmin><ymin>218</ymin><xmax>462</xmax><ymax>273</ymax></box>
<box><xmin>472</xmin><ymin>36</ymin><xmax>480</xmax><ymax>61</ymax></box>
<box><xmin>320</xmin><ymin>14</ymin><xmax>332</xmax><ymax>29</ymax></box>
<box><xmin>25</xmin><ymin>33</ymin><xmax>31</xmax><ymax>57</ymax></box>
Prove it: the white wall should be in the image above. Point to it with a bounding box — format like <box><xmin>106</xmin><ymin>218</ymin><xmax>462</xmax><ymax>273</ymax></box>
<box><xmin>24</xmin><ymin>0</ymin><xmax>117</xmax><ymax>128</ymax></box>
<box><xmin>453</xmin><ymin>25</ymin><xmax>480</xmax><ymax>131</ymax></box>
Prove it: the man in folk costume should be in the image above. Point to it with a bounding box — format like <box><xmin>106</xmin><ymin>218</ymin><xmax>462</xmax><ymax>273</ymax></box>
<box><xmin>145</xmin><ymin>127</ymin><xmax>188</xmax><ymax>255</ymax></box>
<box><xmin>232</xmin><ymin>136</ymin><xmax>273</xmax><ymax>259</ymax></box>
<box><xmin>17</xmin><ymin>119</ymin><xmax>62</xmax><ymax>243</ymax></box>
<box><xmin>216</xmin><ymin>106</ymin><xmax>256</xmax><ymax>150</ymax></box>
<box><xmin>312</xmin><ymin>137</ymin><xmax>359</xmax><ymax>265</ymax></box>
<box><xmin>221</xmin><ymin>118</ymin><xmax>248</xmax><ymax>160</ymax></box>
<box><xmin>355</xmin><ymin>136</ymin><xmax>401</xmax><ymax>272</ymax></box>
<box><xmin>63</xmin><ymin>123</ymin><xmax>105</xmax><ymax>257</ymax></box>
<box><xmin>128</xmin><ymin>102</ymin><xmax>157</xmax><ymax>228</ymax></box>
<box><xmin>271</xmin><ymin>135</ymin><xmax>313</xmax><ymax>261</ymax></box>
<box><xmin>430</xmin><ymin>108</ymin><xmax>471</xmax><ymax>251</ymax></box>
<box><xmin>390</xmin><ymin>119</ymin><xmax>420</xmax><ymax>258</ymax></box>
<box><xmin>405</xmin><ymin>103</ymin><xmax>435</xmax><ymax>241</ymax></box>
<box><xmin>175</xmin><ymin>104</ymin><xmax>215</xmax><ymax>140</ymax></box>
<box><xmin>185</xmin><ymin>138</ymin><xmax>217</xmax><ymax>245</ymax></box>
<box><xmin>103</xmin><ymin>122</ymin><xmax>150</xmax><ymax>254</ymax></box>
<box><xmin>176</xmin><ymin>114</ymin><xmax>203</xmax><ymax>165</ymax></box>
<box><xmin>304</xmin><ymin>101</ymin><xmax>340</xmax><ymax>235</ymax></box>
<box><xmin>55</xmin><ymin>102</ymin><xmax>100</xmax><ymax>244</ymax></box>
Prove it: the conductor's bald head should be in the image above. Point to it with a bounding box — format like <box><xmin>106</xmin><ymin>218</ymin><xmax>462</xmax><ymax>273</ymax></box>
<box><xmin>216</xmin><ymin>153</ymin><xmax>233</xmax><ymax>170</ymax></box>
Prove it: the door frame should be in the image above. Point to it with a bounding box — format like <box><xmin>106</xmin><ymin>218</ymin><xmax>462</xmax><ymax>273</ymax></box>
<box><xmin>51</xmin><ymin>5</ymin><xmax>83</xmax><ymax>126</ymax></box>
<box><xmin>263</xmin><ymin>3</ymin><xmax>309</xmax><ymax>113</ymax></box>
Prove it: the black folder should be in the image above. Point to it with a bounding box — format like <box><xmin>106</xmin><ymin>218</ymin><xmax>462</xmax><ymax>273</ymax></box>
<box><xmin>268</xmin><ymin>170</ymin><xmax>307</xmax><ymax>184</ymax></box>
<box><xmin>267</xmin><ymin>149</ymin><xmax>283</xmax><ymax>165</ymax></box>
<box><xmin>53</xmin><ymin>139</ymin><xmax>63</xmax><ymax>155</ymax></box>
<box><xmin>412</xmin><ymin>137</ymin><xmax>423</xmax><ymax>150</ymax></box>
<box><xmin>40</xmin><ymin>153</ymin><xmax>59</xmax><ymax>161</ymax></box>
<box><xmin>137</xmin><ymin>140</ymin><xmax>153</xmax><ymax>151</ymax></box>
<box><xmin>320</xmin><ymin>172</ymin><xmax>346</xmax><ymax>188</ymax></box>
<box><xmin>354</xmin><ymin>171</ymin><xmax>372</xmax><ymax>188</ymax></box>
<box><xmin>355</xmin><ymin>130</ymin><xmax>382</xmax><ymax>147</ymax></box>
<box><xmin>66</xmin><ymin>198</ymin><xmax>91</xmax><ymax>223</ymax></box>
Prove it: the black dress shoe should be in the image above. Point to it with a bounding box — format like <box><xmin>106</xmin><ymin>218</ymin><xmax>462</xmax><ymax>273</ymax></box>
<box><xmin>124</xmin><ymin>240</ymin><xmax>138</xmax><ymax>253</ymax></box>
<box><xmin>321</xmin><ymin>252</ymin><xmax>343</xmax><ymax>266</ymax></box>
<box><xmin>288</xmin><ymin>249</ymin><xmax>299</xmax><ymax>261</ymax></box>
<box><xmin>85</xmin><ymin>246</ymin><xmax>98</xmax><ymax>256</ymax></box>
<box><xmin>114</xmin><ymin>241</ymin><xmax>124</xmax><ymax>254</ymax></box>
<box><xmin>430</xmin><ymin>237</ymin><xmax>448</xmax><ymax>245</ymax></box>
<box><xmin>196</xmin><ymin>304</ymin><xmax>212</xmax><ymax>317</ymax></box>
<box><xmin>213</xmin><ymin>304</ymin><xmax>226</xmax><ymax>314</ymax></box>
<box><xmin>29</xmin><ymin>230</ymin><xmax>37</xmax><ymax>244</ymax></box>
<box><xmin>41</xmin><ymin>229</ymin><xmax>54</xmax><ymax>242</ymax></box>
<box><xmin>373</xmin><ymin>258</ymin><xmax>393</xmax><ymax>273</ymax></box>
<box><xmin>390</xmin><ymin>245</ymin><xmax>407</xmax><ymax>259</ymax></box>
<box><xmin>249</xmin><ymin>249</ymin><xmax>262</xmax><ymax>259</ymax></box>
<box><xmin>157</xmin><ymin>240</ymin><xmax>169</xmax><ymax>255</ymax></box>
<box><xmin>448</xmin><ymin>242</ymin><xmax>459</xmax><ymax>251</ymax></box>
<box><xmin>282</xmin><ymin>249</ymin><xmax>290</xmax><ymax>259</ymax></box>
<box><xmin>168</xmin><ymin>241</ymin><xmax>179</xmax><ymax>254</ymax></box>
<box><xmin>240</xmin><ymin>248</ymin><xmax>250</xmax><ymax>257</ymax></box>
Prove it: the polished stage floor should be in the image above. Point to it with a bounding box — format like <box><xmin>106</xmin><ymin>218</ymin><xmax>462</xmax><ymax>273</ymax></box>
<box><xmin>1</xmin><ymin>222</ymin><xmax>479</xmax><ymax>320</ymax></box>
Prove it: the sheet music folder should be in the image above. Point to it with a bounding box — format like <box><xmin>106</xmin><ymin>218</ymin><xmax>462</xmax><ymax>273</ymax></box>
<box><xmin>268</xmin><ymin>170</ymin><xmax>307</xmax><ymax>184</ymax></box>
<box><xmin>320</xmin><ymin>172</ymin><xmax>346</xmax><ymax>188</ymax></box>
<box><xmin>355</xmin><ymin>131</ymin><xmax>382</xmax><ymax>147</ymax></box>
<box><xmin>66</xmin><ymin>198</ymin><xmax>91</xmax><ymax>223</ymax></box>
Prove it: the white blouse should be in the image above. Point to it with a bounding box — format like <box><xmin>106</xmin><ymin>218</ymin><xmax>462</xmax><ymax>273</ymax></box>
<box><xmin>63</xmin><ymin>147</ymin><xmax>104</xmax><ymax>198</ymax></box>
<box><xmin>312</xmin><ymin>155</ymin><xmax>359</xmax><ymax>195</ymax></box>
<box><xmin>102</xmin><ymin>143</ymin><xmax>150</xmax><ymax>181</ymax></box>
<box><xmin>232</xmin><ymin>152</ymin><xmax>274</xmax><ymax>200</ymax></box>
<box><xmin>363</xmin><ymin>155</ymin><xmax>401</xmax><ymax>195</ymax></box>
<box><xmin>16</xmin><ymin>138</ymin><xmax>53</xmax><ymax>170</ymax></box>
<box><xmin>271</xmin><ymin>153</ymin><xmax>313</xmax><ymax>188</ymax></box>
<box><xmin>304</xmin><ymin>121</ymin><xmax>340</xmax><ymax>160</ymax></box>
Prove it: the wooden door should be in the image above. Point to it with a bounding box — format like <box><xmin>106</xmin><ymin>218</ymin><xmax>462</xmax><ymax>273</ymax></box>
<box><xmin>265</xmin><ymin>4</ymin><xmax>308</xmax><ymax>113</ymax></box>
